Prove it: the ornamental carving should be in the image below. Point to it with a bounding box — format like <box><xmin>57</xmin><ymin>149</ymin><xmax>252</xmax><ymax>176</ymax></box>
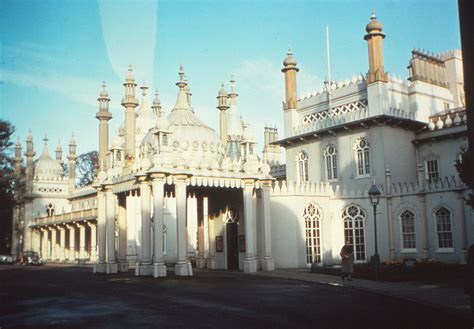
<box><xmin>302</xmin><ymin>99</ymin><xmax>368</xmax><ymax>125</ymax></box>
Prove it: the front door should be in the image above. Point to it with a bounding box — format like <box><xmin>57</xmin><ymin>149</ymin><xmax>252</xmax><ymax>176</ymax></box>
<box><xmin>226</xmin><ymin>222</ymin><xmax>239</xmax><ymax>270</ymax></box>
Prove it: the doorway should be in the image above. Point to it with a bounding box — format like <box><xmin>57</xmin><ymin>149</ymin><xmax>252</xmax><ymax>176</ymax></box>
<box><xmin>226</xmin><ymin>222</ymin><xmax>239</xmax><ymax>270</ymax></box>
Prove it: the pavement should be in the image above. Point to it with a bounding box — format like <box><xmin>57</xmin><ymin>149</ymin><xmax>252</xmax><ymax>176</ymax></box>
<box><xmin>250</xmin><ymin>267</ymin><xmax>471</xmax><ymax>319</ymax></box>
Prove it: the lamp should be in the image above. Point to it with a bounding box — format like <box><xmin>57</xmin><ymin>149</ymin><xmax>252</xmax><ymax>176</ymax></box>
<box><xmin>368</xmin><ymin>183</ymin><xmax>381</xmax><ymax>280</ymax></box>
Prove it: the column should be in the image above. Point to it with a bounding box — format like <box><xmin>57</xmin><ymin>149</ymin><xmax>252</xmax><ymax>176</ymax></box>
<box><xmin>208</xmin><ymin>216</ymin><xmax>216</xmax><ymax>269</ymax></box>
<box><xmin>196</xmin><ymin>196</ymin><xmax>205</xmax><ymax>268</ymax></box>
<box><xmin>40</xmin><ymin>228</ymin><xmax>48</xmax><ymax>260</ymax></box>
<box><xmin>175</xmin><ymin>174</ymin><xmax>192</xmax><ymax>276</ymax></box>
<box><xmin>137</xmin><ymin>175</ymin><xmax>153</xmax><ymax>276</ymax></box>
<box><xmin>78</xmin><ymin>223</ymin><xmax>86</xmax><ymax>260</ymax></box>
<box><xmin>117</xmin><ymin>194</ymin><xmax>128</xmax><ymax>272</ymax></box>
<box><xmin>105</xmin><ymin>186</ymin><xmax>118</xmax><ymax>273</ymax></box>
<box><xmin>420</xmin><ymin>194</ymin><xmax>430</xmax><ymax>259</ymax></box>
<box><xmin>94</xmin><ymin>190</ymin><xmax>106</xmax><ymax>273</ymax></box>
<box><xmin>88</xmin><ymin>222</ymin><xmax>97</xmax><ymax>262</ymax></box>
<box><xmin>59</xmin><ymin>227</ymin><xmax>66</xmax><ymax>261</ymax></box>
<box><xmin>459</xmin><ymin>192</ymin><xmax>468</xmax><ymax>263</ymax></box>
<box><xmin>68</xmin><ymin>224</ymin><xmax>76</xmax><ymax>262</ymax></box>
<box><xmin>203</xmin><ymin>197</ymin><xmax>209</xmax><ymax>262</ymax></box>
<box><xmin>243</xmin><ymin>179</ymin><xmax>257</xmax><ymax>273</ymax></box>
<box><xmin>50</xmin><ymin>227</ymin><xmax>57</xmax><ymax>261</ymax></box>
<box><xmin>260</xmin><ymin>180</ymin><xmax>274</xmax><ymax>271</ymax></box>
<box><xmin>187</xmin><ymin>194</ymin><xmax>198</xmax><ymax>257</ymax></box>
<box><xmin>151</xmin><ymin>173</ymin><xmax>166</xmax><ymax>277</ymax></box>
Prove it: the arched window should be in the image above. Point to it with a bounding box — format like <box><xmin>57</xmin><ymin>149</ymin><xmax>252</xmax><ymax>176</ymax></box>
<box><xmin>303</xmin><ymin>203</ymin><xmax>322</xmax><ymax>265</ymax></box>
<box><xmin>400</xmin><ymin>210</ymin><xmax>416</xmax><ymax>249</ymax></box>
<box><xmin>296</xmin><ymin>151</ymin><xmax>308</xmax><ymax>182</ymax></box>
<box><xmin>435</xmin><ymin>207</ymin><xmax>453</xmax><ymax>249</ymax></box>
<box><xmin>342</xmin><ymin>205</ymin><xmax>366</xmax><ymax>261</ymax></box>
<box><xmin>353</xmin><ymin>137</ymin><xmax>370</xmax><ymax>176</ymax></box>
<box><xmin>324</xmin><ymin>145</ymin><xmax>338</xmax><ymax>180</ymax></box>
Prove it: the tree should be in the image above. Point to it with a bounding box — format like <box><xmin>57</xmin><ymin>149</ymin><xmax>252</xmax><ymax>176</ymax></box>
<box><xmin>0</xmin><ymin>120</ymin><xmax>15</xmax><ymax>253</ymax></box>
<box><xmin>455</xmin><ymin>147</ymin><xmax>474</xmax><ymax>209</ymax></box>
<box><xmin>76</xmin><ymin>150</ymin><xmax>98</xmax><ymax>187</ymax></box>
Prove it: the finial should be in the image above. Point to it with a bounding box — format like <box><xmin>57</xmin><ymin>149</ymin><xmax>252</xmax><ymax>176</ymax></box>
<box><xmin>230</xmin><ymin>76</ymin><xmax>235</xmax><ymax>93</ymax></box>
<box><xmin>125</xmin><ymin>65</ymin><xmax>135</xmax><ymax>82</ymax></box>
<box><xmin>69</xmin><ymin>132</ymin><xmax>76</xmax><ymax>145</ymax></box>
<box><xmin>371</xmin><ymin>8</ymin><xmax>376</xmax><ymax>20</ymax></box>
<box><xmin>153</xmin><ymin>90</ymin><xmax>161</xmax><ymax>105</ymax></box>
<box><xmin>287</xmin><ymin>48</ymin><xmax>293</xmax><ymax>56</ymax></box>
<box><xmin>43</xmin><ymin>134</ymin><xmax>48</xmax><ymax>145</ymax></box>
<box><xmin>100</xmin><ymin>81</ymin><xmax>109</xmax><ymax>98</ymax></box>
<box><xmin>140</xmin><ymin>82</ymin><xmax>148</xmax><ymax>96</ymax></box>
<box><xmin>179</xmin><ymin>64</ymin><xmax>184</xmax><ymax>81</ymax></box>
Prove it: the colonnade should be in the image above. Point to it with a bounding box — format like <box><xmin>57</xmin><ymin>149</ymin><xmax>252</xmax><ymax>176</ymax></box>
<box><xmin>32</xmin><ymin>220</ymin><xmax>97</xmax><ymax>263</ymax></box>
<box><xmin>93</xmin><ymin>174</ymin><xmax>274</xmax><ymax>277</ymax></box>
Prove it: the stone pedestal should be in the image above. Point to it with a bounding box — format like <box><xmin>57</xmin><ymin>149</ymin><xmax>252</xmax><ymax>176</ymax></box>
<box><xmin>106</xmin><ymin>262</ymin><xmax>118</xmax><ymax>274</ymax></box>
<box><xmin>262</xmin><ymin>257</ymin><xmax>275</xmax><ymax>271</ymax></box>
<box><xmin>118</xmin><ymin>262</ymin><xmax>129</xmax><ymax>272</ymax></box>
<box><xmin>207</xmin><ymin>257</ymin><xmax>216</xmax><ymax>269</ymax></box>
<box><xmin>137</xmin><ymin>263</ymin><xmax>154</xmax><ymax>276</ymax></box>
<box><xmin>196</xmin><ymin>257</ymin><xmax>207</xmax><ymax>269</ymax></box>
<box><xmin>94</xmin><ymin>263</ymin><xmax>107</xmax><ymax>273</ymax></box>
<box><xmin>244</xmin><ymin>258</ymin><xmax>257</xmax><ymax>273</ymax></box>
<box><xmin>175</xmin><ymin>261</ymin><xmax>193</xmax><ymax>276</ymax></box>
<box><xmin>153</xmin><ymin>263</ymin><xmax>167</xmax><ymax>278</ymax></box>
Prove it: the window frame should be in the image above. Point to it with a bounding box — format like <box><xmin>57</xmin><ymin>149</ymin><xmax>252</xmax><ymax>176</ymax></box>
<box><xmin>353</xmin><ymin>137</ymin><xmax>371</xmax><ymax>178</ymax></box>
<box><xmin>399</xmin><ymin>210</ymin><xmax>417</xmax><ymax>252</ymax></box>
<box><xmin>324</xmin><ymin>145</ymin><xmax>338</xmax><ymax>181</ymax></box>
<box><xmin>434</xmin><ymin>207</ymin><xmax>454</xmax><ymax>251</ymax></box>
<box><xmin>296</xmin><ymin>151</ymin><xmax>309</xmax><ymax>183</ymax></box>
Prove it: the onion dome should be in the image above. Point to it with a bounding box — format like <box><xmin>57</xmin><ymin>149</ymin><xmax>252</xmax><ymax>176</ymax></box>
<box><xmin>283</xmin><ymin>49</ymin><xmax>298</xmax><ymax>67</ymax></box>
<box><xmin>365</xmin><ymin>10</ymin><xmax>383</xmax><ymax>33</ymax></box>
<box><xmin>34</xmin><ymin>136</ymin><xmax>64</xmax><ymax>181</ymax></box>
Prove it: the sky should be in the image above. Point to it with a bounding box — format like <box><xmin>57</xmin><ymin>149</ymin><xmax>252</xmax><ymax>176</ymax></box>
<box><xmin>0</xmin><ymin>0</ymin><xmax>461</xmax><ymax>160</ymax></box>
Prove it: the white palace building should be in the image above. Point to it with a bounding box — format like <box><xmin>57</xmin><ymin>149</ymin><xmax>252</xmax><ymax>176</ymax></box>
<box><xmin>11</xmin><ymin>13</ymin><xmax>472</xmax><ymax>276</ymax></box>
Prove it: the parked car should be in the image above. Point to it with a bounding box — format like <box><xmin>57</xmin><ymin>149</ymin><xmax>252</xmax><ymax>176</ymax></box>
<box><xmin>19</xmin><ymin>251</ymin><xmax>43</xmax><ymax>265</ymax></box>
<box><xmin>0</xmin><ymin>254</ymin><xmax>15</xmax><ymax>265</ymax></box>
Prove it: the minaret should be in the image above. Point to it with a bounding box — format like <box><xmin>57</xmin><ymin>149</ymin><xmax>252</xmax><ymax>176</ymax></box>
<box><xmin>281</xmin><ymin>49</ymin><xmax>299</xmax><ymax>110</ymax></box>
<box><xmin>151</xmin><ymin>90</ymin><xmax>163</xmax><ymax>116</ymax></box>
<box><xmin>216</xmin><ymin>83</ymin><xmax>229</xmax><ymax>148</ymax></box>
<box><xmin>55</xmin><ymin>140</ymin><xmax>63</xmax><ymax>165</ymax></box>
<box><xmin>25</xmin><ymin>130</ymin><xmax>35</xmax><ymax>192</ymax></box>
<box><xmin>68</xmin><ymin>134</ymin><xmax>77</xmax><ymax>192</ymax></box>
<box><xmin>121</xmin><ymin>66</ymin><xmax>139</xmax><ymax>163</ymax></box>
<box><xmin>14</xmin><ymin>137</ymin><xmax>22</xmax><ymax>179</ymax></box>
<box><xmin>364</xmin><ymin>10</ymin><xmax>388</xmax><ymax>83</ymax></box>
<box><xmin>96</xmin><ymin>82</ymin><xmax>112</xmax><ymax>170</ymax></box>
<box><xmin>173</xmin><ymin>65</ymin><xmax>190</xmax><ymax>110</ymax></box>
<box><xmin>281</xmin><ymin>49</ymin><xmax>299</xmax><ymax>138</ymax></box>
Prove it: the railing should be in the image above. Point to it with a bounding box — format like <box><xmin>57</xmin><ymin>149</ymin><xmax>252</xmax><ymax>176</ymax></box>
<box><xmin>35</xmin><ymin>208</ymin><xmax>97</xmax><ymax>226</ymax></box>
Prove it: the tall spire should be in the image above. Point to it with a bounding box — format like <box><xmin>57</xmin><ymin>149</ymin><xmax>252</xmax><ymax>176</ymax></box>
<box><xmin>217</xmin><ymin>82</ymin><xmax>229</xmax><ymax>148</ymax></box>
<box><xmin>282</xmin><ymin>48</ymin><xmax>299</xmax><ymax>110</ymax></box>
<box><xmin>364</xmin><ymin>10</ymin><xmax>388</xmax><ymax>83</ymax></box>
<box><xmin>121</xmin><ymin>65</ymin><xmax>139</xmax><ymax>163</ymax></box>
<box><xmin>55</xmin><ymin>139</ymin><xmax>63</xmax><ymax>164</ymax></box>
<box><xmin>96</xmin><ymin>82</ymin><xmax>112</xmax><ymax>170</ymax></box>
<box><xmin>173</xmin><ymin>65</ymin><xmax>191</xmax><ymax>111</ymax></box>
<box><xmin>152</xmin><ymin>90</ymin><xmax>163</xmax><ymax>116</ymax></box>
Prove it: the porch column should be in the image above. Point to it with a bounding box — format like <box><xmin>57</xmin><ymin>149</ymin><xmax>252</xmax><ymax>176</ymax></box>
<box><xmin>117</xmin><ymin>194</ymin><xmax>128</xmax><ymax>272</ymax></box>
<box><xmin>67</xmin><ymin>224</ymin><xmax>75</xmax><ymax>261</ymax></box>
<box><xmin>88</xmin><ymin>222</ymin><xmax>97</xmax><ymax>262</ymax></box>
<box><xmin>243</xmin><ymin>178</ymin><xmax>257</xmax><ymax>273</ymax></box>
<box><xmin>59</xmin><ymin>227</ymin><xmax>66</xmax><ymax>261</ymax></box>
<box><xmin>203</xmin><ymin>197</ymin><xmax>209</xmax><ymax>262</ymax></box>
<box><xmin>40</xmin><ymin>228</ymin><xmax>48</xmax><ymax>260</ymax></box>
<box><xmin>50</xmin><ymin>227</ymin><xmax>57</xmax><ymax>261</ymax></box>
<box><xmin>187</xmin><ymin>193</ymin><xmax>198</xmax><ymax>257</ymax></box>
<box><xmin>196</xmin><ymin>196</ymin><xmax>205</xmax><ymax>268</ymax></box>
<box><xmin>105</xmin><ymin>186</ymin><xmax>118</xmax><ymax>273</ymax></box>
<box><xmin>78</xmin><ymin>223</ymin><xmax>86</xmax><ymax>260</ymax></box>
<box><xmin>151</xmin><ymin>173</ymin><xmax>166</xmax><ymax>277</ymax></box>
<box><xmin>175</xmin><ymin>174</ymin><xmax>192</xmax><ymax>276</ymax></box>
<box><xmin>137</xmin><ymin>175</ymin><xmax>153</xmax><ymax>275</ymax></box>
<box><xmin>94</xmin><ymin>189</ymin><xmax>106</xmax><ymax>272</ymax></box>
<box><xmin>260</xmin><ymin>179</ymin><xmax>274</xmax><ymax>271</ymax></box>
<box><xmin>208</xmin><ymin>215</ymin><xmax>216</xmax><ymax>269</ymax></box>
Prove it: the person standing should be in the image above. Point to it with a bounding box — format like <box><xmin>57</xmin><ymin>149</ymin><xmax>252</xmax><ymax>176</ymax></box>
<box><xmin>340</xmin><ymin>240</ymin><xmax>354</xmax><ymax>281</ymax></box>
<box><xmin>465</xmin><ymin>244</ymin><xmax>474</xmax><ymax>328</ymax></box>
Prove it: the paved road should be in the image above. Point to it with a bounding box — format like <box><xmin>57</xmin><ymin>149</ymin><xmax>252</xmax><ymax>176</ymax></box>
<box><xmin>0</xmin><ymin>266</ymin><xmax>470</xmax><ymax>329</ymax></box>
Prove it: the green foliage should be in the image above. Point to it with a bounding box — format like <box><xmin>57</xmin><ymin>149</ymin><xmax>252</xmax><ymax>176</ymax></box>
<box><xmin>76</xmin><ymin>150</ymin><xmax>98</xmax><ymax>187</ymax></box>
<box><xmin>455</xmin><ymin>147</ymin><xmax>474</xmax><ymax>209</ymax></box>
<box><xmin>0</xmin><ymin>120</ymin><xmax>15</xmax><ymax>252</ymax></box>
